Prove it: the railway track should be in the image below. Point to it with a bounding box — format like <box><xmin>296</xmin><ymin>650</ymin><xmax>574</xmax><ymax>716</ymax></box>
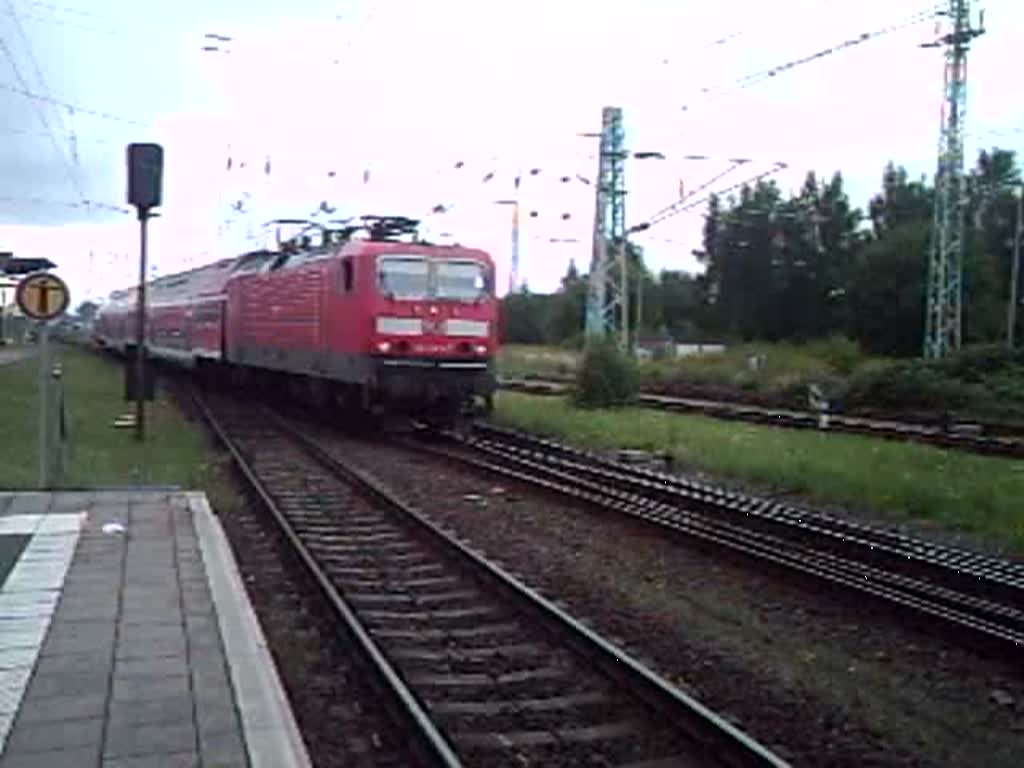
<box><xmin>194</xmin><ymin>390</ymin><xmax>789</xmax><ymax>767</ymax></box>
<box><xmin>212</xmin><ymin>464</ymin><xmax>416</xmax><ymax>766</ymax></box>
<box><xmin>499</xmin><ymin>377</ymin><xmax>1024</xmax><ymax>459</ymax></box>
<box><xmin>412</xmin><ymin>422</ymin><xmax>1024</xmax><ymax>659</ymax></box>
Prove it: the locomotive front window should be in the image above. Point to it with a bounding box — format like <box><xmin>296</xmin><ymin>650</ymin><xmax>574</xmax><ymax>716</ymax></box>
<box><xmin>436</xmin><ymin>260</ymin><xmax>488</xmax><ymax>301</ymax></box>
<box><xmin>378</xmin><ymin>256</ymin><xmax>429</xmax><ymax>299</ymax></box>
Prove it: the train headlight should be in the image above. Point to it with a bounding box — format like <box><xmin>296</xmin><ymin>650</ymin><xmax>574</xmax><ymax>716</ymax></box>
<box><xmin>375</xmin><ymin>340</ymin><xmax>392</xmax><ymax>353</ymax></box>
<box><xmin>473</xmin><ymin>344</ymin><xmax>488</xmax><ymax>356</ymax></box>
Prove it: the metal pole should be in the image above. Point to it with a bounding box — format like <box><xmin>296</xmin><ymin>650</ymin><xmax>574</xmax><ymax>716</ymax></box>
<box><xmin>1009</xmin><ymin>186</ymin><xmax>1023</xmax><ymax>349</ymax></box>
<box><xmin>510</xmin><ymin>194</ymin><xmax>520</xmax><ymax>295</ymax></box>
<box><xmin>619</xmin><ymin>236</ymin><xmax>629</xmax><ymax>350</ymax></box>
<box><xmin>37</xmin><ymin>321</ymin><xmax>49</xmax><ymax>489</ymax></box>
<box><xmin>51</xmin><ymin>361</ymin><xmax>63</xmax><ymax>486</ymax></box>
<box><xmin>636</xmin><ymin>258</ymin><xmax>643</xmax><ymax>350</ymax></box>
<box><xmin>134</xmin><ymin>212</ymin><xmax>149</xmax><ymax>441</ymax></box>
<box><xmin>509</xmin><ymin>172</ymin><xmax>521</xmax><ymax>295</ymax></box>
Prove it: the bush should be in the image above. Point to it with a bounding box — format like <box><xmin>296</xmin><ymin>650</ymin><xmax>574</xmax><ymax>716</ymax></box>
<box><xmin>845</xmin><ymin>359</ymin><xmax>977</xmax><ymax>413</ymax></box>
<box><xmin>559</xmin><ymin>333</ymin><xmax>585</xmax><ymax>351</ymax></box>
<box><xmin>805</xmin><ymin>335</ymin><xmax>864</xmax><ymax>375</ymax></box>
<box><xmin>935</xmin><ymin>344</ymin><xmax>1024</xmax><ymax>382</ymax></box>
<box><xmin>572</xmin><ymin>337</ymin><xmax>640</xmax><ymax>408</ymax></box>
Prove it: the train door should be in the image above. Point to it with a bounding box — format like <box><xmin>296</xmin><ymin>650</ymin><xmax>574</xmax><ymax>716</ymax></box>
<box><xmin>319</xmin><ymin>253</ymin><xmax>360</xmax><ymax>383</ymax></box>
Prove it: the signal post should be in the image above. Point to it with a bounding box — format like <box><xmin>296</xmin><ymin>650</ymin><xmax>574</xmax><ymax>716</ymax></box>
<box><xmin>126</xmin><ymin>143</ymin><xmax>164</xmax><ymax>441</ymax></box>
<box><xmin>15</xmin><ymin>271</ymin><xmax>70</xmax><ymax>488</ymax></box>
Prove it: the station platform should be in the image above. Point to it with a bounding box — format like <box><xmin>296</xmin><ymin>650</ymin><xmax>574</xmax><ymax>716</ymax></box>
<box><xmin>0</xmin><ymin>489</ymin><xmax>310</xmax><ymax>768</ymax></box>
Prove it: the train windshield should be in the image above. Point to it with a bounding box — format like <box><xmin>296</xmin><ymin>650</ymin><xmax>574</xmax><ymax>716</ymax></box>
<box><xmin>378</xmin><ymin>256</ymin><xmax>430</xmax><ymax>299</ymax></box>
<box><xmin>436</xmin><ymin>260</ymin><xmax>488</xmax><ymax>301</ymax></box>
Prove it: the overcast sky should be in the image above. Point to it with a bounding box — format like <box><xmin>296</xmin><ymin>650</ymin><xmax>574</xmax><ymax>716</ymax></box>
<box><xmin>1</xmin><ymin>0</ymin><xmax>1022</xmax><ymax>304</ymax></box>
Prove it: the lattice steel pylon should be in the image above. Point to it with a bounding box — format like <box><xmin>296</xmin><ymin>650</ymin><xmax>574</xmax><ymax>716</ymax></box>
<box><xmin>585</xmin><ymin>106</ymin><xmax>628</xmax><ymax>346</ymax></box>
<box><xmin>923</xmin><ymin>0</ymin><xmax>985</xmax><ymax>359</ymax></box>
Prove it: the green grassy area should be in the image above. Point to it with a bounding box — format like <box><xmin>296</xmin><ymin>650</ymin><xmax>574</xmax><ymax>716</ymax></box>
<box><xmin>0</xmin><ymin>350</ymin><xmax>43</xmax><ymax>488</ymax></box>
<box><xmin>498</xmin><ymin>344</ymin><xmax>580</xmax><ymax>380</ymax></box>
<box><xmin>495</xmin><ymin>391</ymin><xmax>1024</xmax><ymax>552</ymax></box>
<box><xmin>644</xmin><ymin>338</ymin><xmax>865</xmax><ymax>398</ymax></box>
<box><xmin>0</xmin><ymin>345</ymin><xmax>226</xmax><ymax>492</ymax></box>
<box><xmin>499</xmin><ymin>340</ymin><xmax>1024</xmax><ymax>426</ymax></box>
<box><xmin>499</xmin><ymin>339</ymin><xmax>869</xmax><ymax>396</ymax></box>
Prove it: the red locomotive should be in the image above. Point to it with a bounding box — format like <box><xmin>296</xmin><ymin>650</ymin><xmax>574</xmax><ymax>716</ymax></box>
<box><xmin>94</xmin><ymin>216</ymin><xmax>499</xmax><ymax>426</ymax></box>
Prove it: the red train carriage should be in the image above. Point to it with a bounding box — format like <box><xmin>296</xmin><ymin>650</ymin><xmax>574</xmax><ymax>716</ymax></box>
<box><xmin>93</xmin><ymin>287</ymin><xmax>137</xmax><ymax>353</ymax></box>
<box><xmin>93</xmin><ymin>216</ymin><xmax>499</xmax><ymax>425</ymax></box>
<box><xmin>149</xmin><ymin>258</ymin><xmax>235</xmax><ymax>365</ymax></box>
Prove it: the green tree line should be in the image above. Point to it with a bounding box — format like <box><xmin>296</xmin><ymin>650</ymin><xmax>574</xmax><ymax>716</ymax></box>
<box><xmin>502</xmin><ymin>148</ymin><xmax>1022</xmax><ymax>357</ymax></box>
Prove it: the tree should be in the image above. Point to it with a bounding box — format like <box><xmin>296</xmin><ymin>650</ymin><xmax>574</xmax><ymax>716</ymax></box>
<box><xmin>75</xmin><ymin>300</ymin><xmax>99</xmax><ymax>323</ymax></box>
<box><xmin>657</xmin><ymin>270</ymin><xmax>702</xmax><ymax>340</ymax></box>
<box><xmin>546</xmin><ymin>260</ymin><xmax>588</xmax><ymax>346</ymax></box>
<box><xmin>500</xmin><ymin>287</ymin><xmax>548</xmax><ymax>344</ymax></box>
<box><xmin>500</xmin><ymin>146</ymin><xmax>1024</xmax><ymax>358</ymax></box>
<box><xmin>963</xmin><ymin>149</ymin><xmax>1021</xmax><ymax>343</ymax></box>
<box><xmin>848</xmin><ymin>221</ymin><xmax>928</xmax><ymax>356</ymax></box>
<box><xmin>868</xmin><ymin>163</ymin><xmax>932</xmax><ymax>237</ymax></box>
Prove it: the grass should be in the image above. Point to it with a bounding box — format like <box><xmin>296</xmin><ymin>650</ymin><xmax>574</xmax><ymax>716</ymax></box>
<box><xmin>645</xmin><ymin>339</ymin><xmax>859</xmax><ymax>395</ymax></box>
<box><xmin>494</xmin><ymin>391</ymin><xmax>1024</xmax><ymax>552</ymax></box>
<box><xmin>500</xmin><ymin>340</ymin><xmax>1024</xmax><ymax>424</ymax></box>
<box><xmin>498</xmin><ymin>344</ymin><xmax>579</xmax><ymax>380</ymax></box>
<box><xmin>0</xmin><ymin>344</ymin><xmax>226</xmax><ymax>492</ymax></box>
<box><xmin>499</xmin><ymin>340</ymin><xmax>872</xmax><ymax>402</ymax></box>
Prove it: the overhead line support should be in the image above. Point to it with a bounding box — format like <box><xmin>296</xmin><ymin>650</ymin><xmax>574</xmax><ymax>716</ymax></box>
<box><xmin>922</xmin><ymin>0</ymin><xmax>985</xmax><ymax>358</ymax></box>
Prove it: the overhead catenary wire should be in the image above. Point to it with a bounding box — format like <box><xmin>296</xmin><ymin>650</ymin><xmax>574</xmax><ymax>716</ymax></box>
<box><xmin>503</xmin><ymin>7</ymin><xmax>945</xmax><ymax>255</ymax></box>
<box><xmin>679</xmin><ymin>4</ymin><xmax>943</xmax><ymax>112</ymax></box>
<box><xmin>0</xmin><ymin>192</ymin><xmax>128</xmax><ymax>213</ymax></box>
<box><xmin>193</xmin><ymin>6</ymin><xmax>951</xmax><ymax>279</ymax></box>
<box><xmin>646</xmin><ymin>158</ymin><xmax>753</xmax><ymax>222</ymax></box>
<box><xmin>22</xmin><ymin>0</ymin><xmax>93</xmax><ymax>17</ymax></box>
<box><xmin>5</xmin><ymin>0</ymin><xmax>84</xmax><ymax>186</ymax></box>
<box><xmin>734</xmin><ymin>6</ymin><xmax>942</xmax><ymax>88</ymax></box>
<box><xmin>0</xmin><ymin>122</ymin><xmax>112</xmax><ymax>145</ymax></box>
<box><xmin>615</xmin><ymin>5</ymin><xmax>946</xmax><ymax>261</ymax></box>
<box><xmin>0</xmin><ymin>31</ymin><xmax>87</xmax><ymax>207</ymax></box>
<box><xmin>645</xmin><ymin>163</ymin><xmax>789</xmax><ymax>228</ymax></box>
<box><xmin>0</xmin><ymin>6</ymin><xmax>115</xmax><ymax>34</ymax></box>
<box><xmin>0</xmin><ymin>79</ymin><xmax>149</xmax><ymax>125</ymax></box>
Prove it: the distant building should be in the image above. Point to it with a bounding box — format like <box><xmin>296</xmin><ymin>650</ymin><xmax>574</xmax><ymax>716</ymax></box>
<box><xmin>635</xmin><ymin>329</ymin><xmax>726</xmax><ymax>360</ymax></box>
<box><xmin>675</xmin><ymin>342</ymin><xmax>726</xmax><ymax>358</ymax></box>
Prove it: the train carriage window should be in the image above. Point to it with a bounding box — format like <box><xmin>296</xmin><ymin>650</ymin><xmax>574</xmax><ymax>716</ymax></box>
<box><xmin>378</xmin><ymin>256</ymin><xmax>429</xmax><ymax>299</ymax></box>
<box><xmin>436</xmin><ymin>260</ymin><xmax>489</xmax><ymax>301</ymax></box>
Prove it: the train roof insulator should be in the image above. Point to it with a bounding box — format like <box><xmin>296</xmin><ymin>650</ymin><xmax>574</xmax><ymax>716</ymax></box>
<box><xmin>358</xmin><ymin>215</ymin><xmax>423</xmax><ymax>242</ymax></box>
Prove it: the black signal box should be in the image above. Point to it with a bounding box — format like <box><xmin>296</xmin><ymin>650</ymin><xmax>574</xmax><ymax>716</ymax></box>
<box><xmin>127</xmin><ymin>143</ymin><xmax>164</xmax><ymax>212</ymax></box>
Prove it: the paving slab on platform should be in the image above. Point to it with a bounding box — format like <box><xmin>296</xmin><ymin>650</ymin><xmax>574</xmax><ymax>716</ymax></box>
<box><xmin>0</xmin><ymin>490</ymin><xmax>310</xmax><ymax>768</ymax></box>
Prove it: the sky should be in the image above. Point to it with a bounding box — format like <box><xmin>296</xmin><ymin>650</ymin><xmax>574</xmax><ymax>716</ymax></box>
<box><xmin>1</xmin><ymin>0</ymin><xmax>1023</xmax><ymax>306</ymax></box>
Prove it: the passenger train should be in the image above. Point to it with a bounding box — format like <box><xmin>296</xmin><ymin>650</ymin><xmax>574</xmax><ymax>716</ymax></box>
<box><xmin>93</xmin><ymin>216</ymin><xmax>499</xmax><ymax>426</ymax></box>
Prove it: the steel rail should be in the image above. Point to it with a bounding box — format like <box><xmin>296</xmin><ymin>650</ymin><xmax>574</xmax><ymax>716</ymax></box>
<box><xmin>192</xmin><ymin>390</ymin><xmax>463</xmax><ymax>768</ymax></box>
<box><xmin>467</xmin><ymin>436</ymin><xmax>1024</xmax><ymax>632</ymax></box>
<box><xmin>469</xmin><ymin>427</ymin><xmax>1024</xmax><ymax>614</ymax></box>
<box><xmin>269</xmin><ymin>412</ymin><xmax>791</xmax><ymax>768</ymax></box>
<box><xmin>407</xmin><ymin>428</ymin><xmax>1024</xmax><ymax>656</ymax></box>
<box><xmin>475</xmin><ymin>422</ymin><xmax>1024</xmax><ymax>595</ymax></box>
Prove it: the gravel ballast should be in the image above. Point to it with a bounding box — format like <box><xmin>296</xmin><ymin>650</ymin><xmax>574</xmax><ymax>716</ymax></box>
<box><xmin>306</xmin><ymin>424</ymin><xmax>1024</xmax><ymax>768</ymax></box>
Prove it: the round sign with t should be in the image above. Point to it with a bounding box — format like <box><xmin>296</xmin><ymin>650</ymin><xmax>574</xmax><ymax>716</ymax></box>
<box><xmin>15</xmin><ymin>272</ymin><xmax>70</xmax><ymax>321</ymax></box>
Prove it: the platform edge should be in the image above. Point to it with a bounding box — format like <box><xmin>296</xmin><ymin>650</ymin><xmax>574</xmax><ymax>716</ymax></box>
<box><xmin>187</xmin><ymin>491</ymin><xmax>312</xmax><ymax>768</ymax></box>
